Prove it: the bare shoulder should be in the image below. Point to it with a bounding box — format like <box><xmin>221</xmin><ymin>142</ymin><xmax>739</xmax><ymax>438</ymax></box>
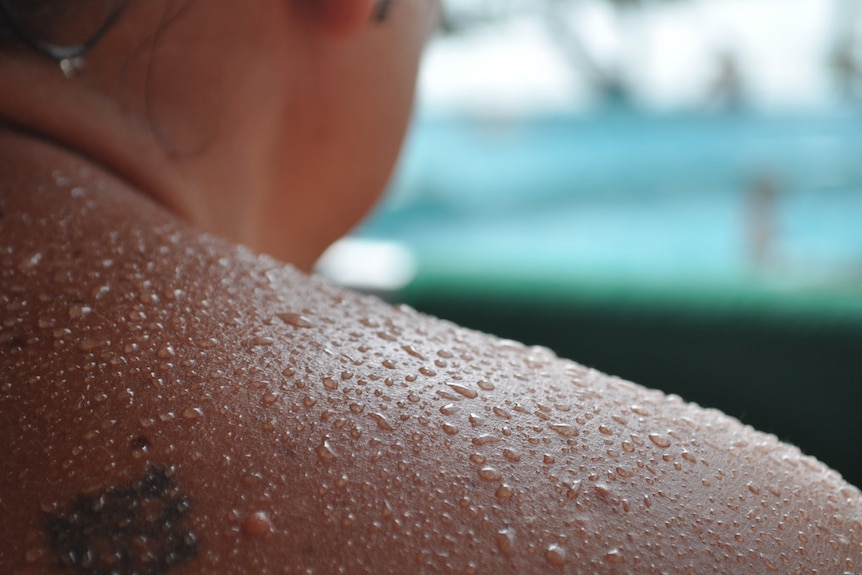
<box><xmin>2</xmin><ymin>141</ymin><xmax>860</xmax><ymax>574</ymax></box>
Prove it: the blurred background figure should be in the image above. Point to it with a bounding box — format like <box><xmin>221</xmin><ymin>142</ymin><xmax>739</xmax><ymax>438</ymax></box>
<box><xmin>317</xmin><ymin>0</ymin><xmax>862</xmax><ymax>486</ymax></box>
<box><xmin>830</xmin><ymin>0</ymin><xmax>862</xmax><ymax>100</ymax></box>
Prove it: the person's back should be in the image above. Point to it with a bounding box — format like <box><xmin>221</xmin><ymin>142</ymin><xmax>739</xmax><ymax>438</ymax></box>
<box><xmin>1</xmin><ymin>2</ymin><xmax>861</xmax><ymax>573</ymax></box>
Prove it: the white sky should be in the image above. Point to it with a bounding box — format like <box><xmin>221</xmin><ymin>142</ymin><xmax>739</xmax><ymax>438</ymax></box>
<box><xmin>418</xmin><ymin>0</ymin><xmax>845</xmax><ymax>114</ymax></box>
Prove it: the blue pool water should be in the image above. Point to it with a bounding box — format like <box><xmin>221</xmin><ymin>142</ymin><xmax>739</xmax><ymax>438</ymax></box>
<box><xmin>356</xmin><ymin>110</ymin><xmax>862</xmax><ymax>293</ymax></box>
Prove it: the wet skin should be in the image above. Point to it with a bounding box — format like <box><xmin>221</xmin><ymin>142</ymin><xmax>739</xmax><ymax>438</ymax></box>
<box><xmin>2</xmin><ymin>133</ymin><xmax>861</xmax><ymax>574</ymax></box>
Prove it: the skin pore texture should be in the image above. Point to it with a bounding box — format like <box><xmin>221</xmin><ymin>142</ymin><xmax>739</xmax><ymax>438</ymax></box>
<box><xmin>1</xmin><ymin>1</ymin><xmax>861</xmax><ymax>574</ymax></box>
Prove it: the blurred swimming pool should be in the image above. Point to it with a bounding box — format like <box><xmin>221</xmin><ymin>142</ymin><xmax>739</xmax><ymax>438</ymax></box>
<box><xmin>357</xmin><ymin>110</ymin><xmax>862</xmax><ymax>303</ymax></box>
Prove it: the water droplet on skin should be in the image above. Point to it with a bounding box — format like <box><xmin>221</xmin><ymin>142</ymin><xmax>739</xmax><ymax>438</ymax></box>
<box><xmin>477</xmin><ymin>380</ymin><xmax>495</xmax><ymax>391</ymax></box>
<box><xmin>322</xmin><ymin>377</ymin><xmax>338</xmax><ymax>391</ymax></box>
<box><xmin>370</xmin><ymin>413</ymin><xmax>394</xmax><ymax>431</ymax></box>
<box><xmin>545</xmin><ymin>544</ymin><xmax>567</xmax><ymax>566</ymax></box>
<box><xmin>594</xmin><ymin>484</ymin><xmax>614</xmax><ymax>502</ymax></box>
<box><xmin>478</xmin><ymin>466</ymin><xmax>502</xmax><ymax>481</ymax></box>
<box><xmin>502</xmin><ymin>448</ymin><xmax>521</xmax><ymax>462</ymax></box>
<box><xmin>604</xmin><ymin>549</ymin><xmax>625</xmax><ymax>564</ymax></box>
<box><xmin>157</xmin><ymin>344</ymin><xmax>176</xmax><ymax>358</ymax></box>
<box><xmin>182</xmin><ymin>407</ymin><xmax>203</xmax><ymax>420</ymax></box>
<box><xmin>251</xmin><ymin>336</ymin><xmax>275</xmax><ymax>347</ymax></box>
<box><xmin>496</xmin><ymin>484</ymin><xmax>514</xmax><ymax>501</ymax></box>
<box><xmin>543</xmin><ymin>454</ymin><xmax>556</xmax><ymax>464</ymax></box>
<box><xmin>139</xmin><ymin>290</ymin><xmax>160</xmax><ymax>305</ymax></box>
<box><xmin>548</xmin><ymin>423</ymin><xmax>579</xmax><ymax>437</ymax></box>
<box><xmin>418</xmin><ymin>367</ymin><xmax>436</xmax><ymax>377</ymax></box>
<box><xmin>78</xmin><ymin>339</ymin><xmax>103</xmax><ymax>351</ymax></box>
<box><xmin>648</xmin><ymin>433</ymin><xmax>672</xmax><ymax>448</ymax></box>
<box><xmin>130</xmin><ymin>436</ymin><xmax>150</xmax><ymax>458</ymax></box>
<box><xmin>681</xmin><ymin>451</ymin><xmax>696</xmax><ymax>463</ymax></box>
<box><xmin>317</xmin><ymin>440</ymin><xmax>337</xmax><ymax>462</ymax></box>
<box><xmin>242</xmin><ymin>511</ymin><xmax>272</xmax><ymax>537</ymax></box>
<box><xmin>748</xmin><ymin>482</ymin><xmax>761</xmax><ymax>495</ymax></box>
<box><xmin>128</xmin><ymin>310</ymin><xmax>146</xmax><ymax>322</ymax></box>
<box><xmin>262</xmin><ymin>392</ymin><xmax>280</xmax><ymax>406</ymax></box>
<box><xmin>196</xmin><ymin>337</ymin><xmax>219</xmax><ymax>349</ymax></box>
<box><xmin>472</xmin><ymin>434</ymin><xmax>499</xmax><ymax>446</ymax></box>
<box><xmin>382</xmin><ymin>360</ymin><xmax>396</xmax><ymax>370</ymax></box>
<box><xmin>440</xmin><ymin>403</ymin><xmax>460</xmax><ymax>416</ymax></box>
<box><xmin>401</xmin><ymin>345</ymin><xmax>426</xmax><ymax>360</ymax></box>
<box><xmin>469</xmin><ymin>453</ymin><xmax>486</xmax><ymax>465</ymax></box>
<box><xmin>68</xmin><ymin>304</ymin><xmax>92</xmax><ymax>319</ymax></box>
<box><xmin>277</xmin><ymin>312</ymin><xmax>314</xmax><ymax>328</ymax></box>
<box><xmin>496</xmin><ymin>528</ymin><xmax>516</xmax><ymax>557</ymax></box>
<box><xmin>446</xmin><ymin>382</ymin><xmax>478</xmax><ymax>399</ymax></box>
<box><xmin>442</xmin><ymin>423</ymin><xmax>459</xmax><ymax>435</ymax></box>
<box><xmin>616</xmin><ymin>466</ymin><xmax>634</xmax><ymax>478</ymax></box>
<box><xmin>566</xmin><ymin>480</ymin><xmax>582</xmax><ymax>500</ymax></box>
<box><xmin>493</xmin><ymin>406</ymin><xmax>511</xmax><ymax>419</ymax></box>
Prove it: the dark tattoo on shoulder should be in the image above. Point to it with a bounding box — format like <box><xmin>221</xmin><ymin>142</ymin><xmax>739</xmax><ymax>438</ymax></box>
<box><xmin>45</xmin><ymin>466</ymin><xmax>199</xmax><ymax>575</ymax></box>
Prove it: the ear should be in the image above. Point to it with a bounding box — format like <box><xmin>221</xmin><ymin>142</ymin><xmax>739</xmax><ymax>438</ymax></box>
<box><xmin>303</xmin><ymin>0</ymin><xmax>377</xmax><ymax>39</ymax></box>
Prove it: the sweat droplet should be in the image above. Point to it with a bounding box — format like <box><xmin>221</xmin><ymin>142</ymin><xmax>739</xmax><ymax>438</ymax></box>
<box><xmin>277</xmin><ymin>312</ymin><xmax>314</xmax><ymax>328</ymax></box>
<box><xmin>446</xmin><ymin>382</ymin><xmax>478</xmax><ymax>399</ymax></box>
<box><xmin>157</xmin><ymin>344</ymin><xmax>176</xmax><ymax>358</ymax></box>
<box><xmin>242</xmin><ymin>511</ymin><xmax>272</xmax><ymax>537</ymax></box>
<box><xmin>548</xmin><ymin>423</ymin><xmax>579</xmax><ymax>437</ymax></box>
<box><xmin>604</xmin><ymin>549</ymin><xmax>625</xmax><ymax>564</ymax></box>
<box><xmin>68</xmin><ymin>304</ymin><xmax>92</xmax><ymax>319</ymax></box>
<box><xmin>440</xmin><ymin>403</ymin><xmax>460</xmax><ymax>416</ymax></box>
<box><xmin>182</xmin><ymin>407</ymin><xmax>203</xmax><ymax>420</ymax></box>
<box><xmin>262</xmin><ymin>392</ymin><xmax>280</xmax><ymax>406</ymax></box>
<box><xmin>566</xmin><ymin>480</ymin><xmax>582</xmax><ymax>500</ymax></box>
<box><xmin>502</xmin><ymin>448</ymin><xmax>521</xmax><ymax>462</ymax></box>
<box><xmin>496</xmin><ymin>528</ymin><xmax>516</xmax><ymax>557</ymax></box>
<box><xmin>472</xmin><ymin>434</ymin><xmax>499</xmax><ymax>446</ymax></box>
<box><xmin>478</xmin><ymin>466</ymin><xmax>502</xmax><ymax>481</ymax></box>
<box><xmin>496</xmin><ymin>484</ymin><xmax>514</xmax><ymax>500</ymax></box>
<box><xmin>317</xmin><ymin>440</ymin><xmax>337</xmax><ymax>462</ymax></box>
<box><xmin>322</xmin><ymin>377</ymin><xmax>338</xmax><ymax>391</ymax></box>
<box><xmin>648</xmin><ymin>433</ymin><xmax>671</xmax><ymax>448</ymax></box>
<box><xmin>545</xmin><ymin>544</ymin><xmax>567</xmax><ymax>566</ymax></box>
<box><xmin>370</xmin><ymin>413</ymin><xmax>394</xmax><ymax>431</ymax></box>
<box><xmin>401</xmin><ymin>345</ymin><xmax>426</xmax><ymax>360</ymax></box>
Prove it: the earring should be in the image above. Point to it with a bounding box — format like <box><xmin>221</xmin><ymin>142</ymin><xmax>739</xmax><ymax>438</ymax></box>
<box><xmin>374</xmin><ymin>0</ymin><xmax>393</xmax><ymax>23</ymax></box>
<box><xmin>59</xmin><ymin>56</ymin><xmax>85</xmax><ymax>79</ymax></box>
<box><xmin>0</xmin><ymin>0</ymin><xmax>127</xmax><ymax>78</ymax></box>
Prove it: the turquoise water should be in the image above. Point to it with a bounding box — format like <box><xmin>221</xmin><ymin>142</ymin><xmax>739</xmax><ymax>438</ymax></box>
<box><xmin>357</xmin><ymin>110</ymin><xmax>862</xmax><ymax>291</ymax></box>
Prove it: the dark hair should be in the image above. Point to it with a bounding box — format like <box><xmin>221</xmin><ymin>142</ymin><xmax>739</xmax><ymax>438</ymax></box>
<box><xmin>0</xmin><ymin>0</ymin><xmax>127</xmax><ymax>62</ymax></box>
